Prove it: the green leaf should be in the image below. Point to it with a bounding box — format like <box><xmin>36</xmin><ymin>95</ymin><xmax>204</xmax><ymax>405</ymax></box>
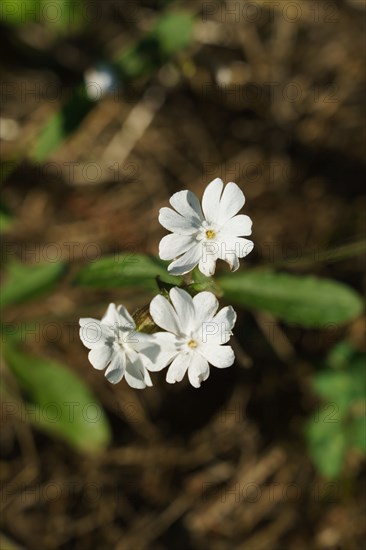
<box><xmin>3</xmin><ymin>344</ymin><xmax>111</xmax><ymax>452</ymax></box>
<box><xmin>306</xmin><ymin>343</ymin><xmax>366</xmax><ymax>477</ymax></box>
<box><xmin>306</xmin><ymin>411</ymin><xmax>347</xmax><ymax>479</ymax></box>
<box><xmin>0</xmin><ymin>0</ymin><xmax>86</xmax><ymax>34</ymax></box>
<box><xmin>113</xmin><ymin>11</ymin><xmax>194</xmax><ymax>80</ymax></box>
<box><xmin>349</xmin><ymin>413</ymin><xmax>366</xmax><ymax>452</ymax></box>
<box><xmin>0</xmin><ymin>200</ymin><xmax>13</xmax><ymax>233</ymax></box>
<box><xmin>218</xmin><ymin>270</ymin><xmax>363</xmax><ymax>328</ymax></box>
<box><xmin>75</xmin><ymin>253</ymin><xmax>182</xmax><ymax>290</ymax></box>
<box><xmin>0</xmin><ymin>0</ymin><xmax>38</xmax><ymax>25</ymax></box>
<box><xmin>154</xmin><ymin>11</ymin><xmax>194</xmax><ymax>55</ymax></box>
<box><xmin>1</xmin><ymin>260</ymin><xmax>66</xmax><ymax>308</ymax></box>
<box><xmin>313</xmin><ymin>363</ymin><xmax>365</xmax><ymax>405</ymax></box>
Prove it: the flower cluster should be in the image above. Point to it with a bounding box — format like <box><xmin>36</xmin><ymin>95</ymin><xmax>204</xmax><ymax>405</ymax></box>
<box><xmin>79</xmin><ymin>179</ymin><xmax>253</xmax><ymax>388</ymax></box>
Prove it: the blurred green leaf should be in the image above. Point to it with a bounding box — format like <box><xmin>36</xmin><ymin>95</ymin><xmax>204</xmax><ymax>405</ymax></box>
<box><xmin>153</xmin><ymin>11</ymin><xmax>194</xmax><ymax>55</ymax></box>
<box><xmin>306</xmin><ymin>343</ymin><xmax>366</xmax><ymax>478</ymax></box>
<box><xmin>218</xmin><ymin>270</ymin><xmax>363</xmax><ymax>328</ymax></box>
<box><xmin>113</xmin><ymin>11</ymin><xmax>194</xmax><ymax>80</ymax></box>
<box><xmin>0</xmin><ymin>0</ymin><xmax>86</xmax><ymax>34</ymax></box>
<box><xmin>0</xmin><ymin>0</ymin><xmax>38</xmax><ymax>25</ymax></box>
<box><xmin>313</xmin><ymin>359</ymin><xmax>365</xmax><ymax>408</ymax></box>
<box><xmin>3</xmin><ymin>343</ymin><xmax>111</xmax><ymax>452</ymax></box>
<box><xmin>306</xmin><ymin>413</ymin><xmax>347</xmax><ymax>479</ymax></box>
<box><xmin>349</xmin><ymin>414</ymin><xmax>366</xmax><ymax>452</ymax></box>
<box><xmin>49</xmin><ymin>0</ymin><xmax>86</xmax><ymax>35</ymax></box>
<box><xmin>0</xmin><ymin>260</ymin><xmax>66</xmax><ymax>308</ymax></box>
<box><xmin>0</xmin><ymin>201</ymin><xmax>13</xmax><ymax>233</ymax></box>
<box><xmin>75</xmin><ymin>253</ymin><xmax>182</xmax><ymax>290</ymax></box>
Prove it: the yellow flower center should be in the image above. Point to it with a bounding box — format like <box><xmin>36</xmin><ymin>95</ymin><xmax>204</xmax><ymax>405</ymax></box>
<box><xmin>187</xmin><ymin>339</ymin><xmax>198</xmax><ymax>349</ymax></box>
<box><xmin>205</xmin><ymin>229</ymin><xmax>216</xmax><ymax>240</ymax></box>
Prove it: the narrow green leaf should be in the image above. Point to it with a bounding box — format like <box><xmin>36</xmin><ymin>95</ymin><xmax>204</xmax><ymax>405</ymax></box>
<box><xmin>1</xmin><ymin>260</ymin><xmax>66</xmax><ymax>308</ymax></box>
<box><xmin>75</xmin><ymin>253</ymin><xmax>182</xmax><ymax>290</ymax></box>
<box><xmin>218</xmin><ymin>271</ymin><xmax>363</xmax><ymax>328</ymax></box>
<box><xmin>3</xmin><ymin>344</ymin><xmax>111</xmax><ymax>452</ymax></box>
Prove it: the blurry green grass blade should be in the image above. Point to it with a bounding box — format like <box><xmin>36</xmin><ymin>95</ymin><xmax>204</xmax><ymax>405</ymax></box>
<box><xmin>74</xmin><ymin>254</ymin><xmax>182</xmax><ymax>290</ymax></box>
<box><xmin>218</xmin><ymin>271</ymin><xmax>363</xmax><ymax>328</ymax></box>
<box><xmin>0</xmin><ymin>260</ymin><xmax>66</xmax><ymax>308</ymax></box>
<box><xmin>113</xmin><ymin>11</ymin><xmax>194</xmax><ymax>79</ymax></box>
<box><xmin>3</xmin><ymin>344</ymin><xmax>111</xmax><ymax>452</ymax></box>
<box><xmin>305</xmin><ymin>412</ymin><xmax>347</xmax><ymax>479</ymax></box>
<box><xmin>30</xmin><ymin>85</ymin><xmax>94</xmax><ymax>162</ymax></box>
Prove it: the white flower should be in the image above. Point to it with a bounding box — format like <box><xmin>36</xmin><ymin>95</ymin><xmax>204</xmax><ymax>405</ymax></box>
<box><xmin>79</xmin><ymin>303</ymin><xmax>159</xmax><ymax>389</ymax></box>
<box><xmin>148</xmin><ymin>287</ymin><xmax>237</xmax><ymax>388</ymax></box>
<box><xmin>158</xmin><ymin>178</ymin><xmax>253</xmax><ymax>276</ymax></box>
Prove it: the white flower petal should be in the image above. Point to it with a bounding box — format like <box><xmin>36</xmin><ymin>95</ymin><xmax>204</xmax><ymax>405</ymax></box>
<box><xmin>169</xmin><ymin>287</ymin><xmax>195</xmax><ymax>333</ymax></box>
<box><xmin>79</xmin><ymin>319</ymin><xmax>113</xmax><ymax>349</ymax></box>
<box><xmin>88</xmin><ymin>345</ymin><xmax>114</xmax><ymax>370</ymax></box>
<box><xmin>167</xmin><ymin>242</ymin><xmax>202</xmax><ymax>276</ymax></box>
<box><xmin>144</xmin><ymin>332</ymin><xmax>179</xmax><ymax>371</ymax></box>
<box><xmin>159</xmin><ymin>233</ymin><xmax>195</xmax><ymax>261</ymax></box>
<box><xmin>147</xmin><ymin>349</ymin><xmax>179</xmax><ymax>372</ymax></box>
<box><xmin>101</xmin><ymin>303</ymin><xmax>119</xmax><ymax>325</ymax></box>
<box><xmin>133</xmin><ymin>332</ymin><xmax>160</xmax><ymax>353</ymax></box>
<box><xmin>125</xmin><ymin>358</ymin><xmax>149</xmax><ymax>389</ymax></box>
<box><xmin>144</xmin><ymin>368</ymin><xmax>153</xmax><ymax>387</ymax></box>
<box><xmin>150</xmin><ymin>294</ymin><xmax>181</xmax><ymax>334</ymax></box>
<box><xmin>193</xmin><ymin>291</ymin><xmax>219</xmax><ymax>331</ymax></box>
<box><xmin>166</xmin><ymin>353</ymin><xmax>190</xmax><ymax>384</ymax></box>
<box><xmin>116</xmin><ymin>305</ymin><xmax>135</xmax><ymax>329</ymax></box>
<box><xmin>187</xmin><ymin>353</ymin><xmax>210</xmax><ymax>388</ymax></box>
<box><xmin>221</xmin><ymin>214</ymin><xmax>252</xmax><ymax>237</ymax></box>
<box><xmin>201</xmin><ymin>178</ymin><xmax>224</xmax><ymax>223</ymax></box>
<box><xmin>218</xmin><ymin>182</ymin><xmax>245</xmax><ymax>224</ymax></box>
<box><xmin>218</xmin><ymin>237</ymin><xmax>254</xmax><ymax>260</ymax></box>
<box><xmin>169</xmin><ymin>190</ymin><xmax>203</xmax><ymax>222</ymax></box>
<box><xmin>218</xmin><ymin>245</ymin><xmax>240</xmax><ymax>272</ymax></box>
<box><xmin>105</xmin><ymin>352</ymin><xmax>126</xmax><ymax>384</ymax></box>
<box><xmin>198</xmin><ymin>253</ymin><xmax>217</xmax><ymax>277</ymax></box>
<box><xmin>159</xmin><ymin>207</ymin><xmax>200</xmax><ymax>235</ymax></box>
<box><xmin>200</xmin><ymin>344</ymin><xmax>235</xmax><ymax>368</ymax></box>
<box><xmin>204</xmin><ymin>306</ymin><xmax>237</xmax><ymax>344</ymax></box>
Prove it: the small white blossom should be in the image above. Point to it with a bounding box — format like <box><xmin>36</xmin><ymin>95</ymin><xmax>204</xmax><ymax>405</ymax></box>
<box><xmin>79</xmin><ymin>303</ymin><xmax>159</xmax><ymax>389</ymax></box>
<box><xmin>158</xmin><ymin>178</ymin><xmax>253</xmax><ymax>276</ymax></box>
<box><xmin>148</xmin><ymin>288</ymin><xmax>237</xmax><ymax>388</ymax></box>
